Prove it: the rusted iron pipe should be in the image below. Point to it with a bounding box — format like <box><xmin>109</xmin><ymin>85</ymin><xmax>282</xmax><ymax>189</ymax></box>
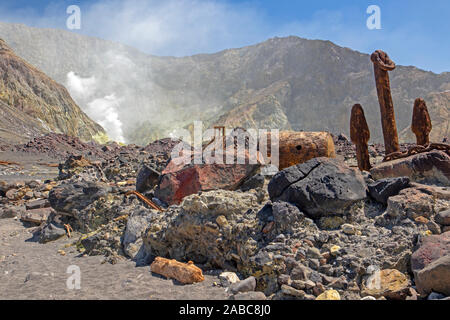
<box><xmin>350</xmin><ymin>104</ymin><xmax>371</xmax><ymax>171</ymax></box>
<box><xmin>125</xmin><ymin>190</ymin><xmax>163</xmax><ymax>212</ymax></box>
<box><xmin>371</xmin><ymin>50</ymin><xmax>400</xmax><ymax>155</ymax></box>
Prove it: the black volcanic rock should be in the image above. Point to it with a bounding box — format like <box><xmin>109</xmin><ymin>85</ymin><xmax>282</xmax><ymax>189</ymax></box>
<box><xmin>268</xmin><ymin>157</ymin><xmax>367</xmax><ymax>217</ymax></box>
<box><xmin>368</xmin><ymin>177</ymin><xmax>410</xmax><ymax>205</ymax></box>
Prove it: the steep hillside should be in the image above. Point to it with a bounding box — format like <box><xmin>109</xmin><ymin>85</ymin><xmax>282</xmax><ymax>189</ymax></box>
<box><xmin>1</xmin><ymin>22</ymin><xmax>448</xmax><ymax>145</ymax></box>
<box><xmin>0</xmin><ymin>38</ymin><xmax>105</xmax><ymax>145</ymax></box>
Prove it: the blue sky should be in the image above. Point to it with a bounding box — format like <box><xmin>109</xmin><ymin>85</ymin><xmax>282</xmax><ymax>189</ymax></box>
<box><xmin>0</xmin><ymin>0</ymin><xmax>449</xmax><ymax>73</ymax></box>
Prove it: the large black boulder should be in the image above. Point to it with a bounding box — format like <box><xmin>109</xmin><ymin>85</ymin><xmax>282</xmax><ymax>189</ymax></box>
<box><xmin>49</xmin><ymin>181</ymin><xmax>111</xmax><ymax>216</ymax></box>
<box><xmin>268</xmin><ymin>157</ymin><xmax>367</xmax><ymax>217</ymax></box>
<box><xmin>136</xmin><ymin>164</ymin><xmax>161</xmax><ymax>193</ymax></box>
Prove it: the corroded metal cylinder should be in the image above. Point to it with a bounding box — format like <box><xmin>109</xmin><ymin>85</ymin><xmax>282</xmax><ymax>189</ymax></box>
<box><xmin>350</xmin><ymin>104</ymin><xmax>371</xmax><ymax>171</ymax></box>
<box><xmin>267</xmin><ymin>131</ymin><xmax>336</xmax><ymax>170</ymax></box>
<box><xmin>411</xmin><ymin>98</ymin><xmax>432</xmax><ymax>146</ymax></box>
<box><xmin>371</xmin><ymin>50</ymin><xmax>400</xmax><ymax>155</ymax></box>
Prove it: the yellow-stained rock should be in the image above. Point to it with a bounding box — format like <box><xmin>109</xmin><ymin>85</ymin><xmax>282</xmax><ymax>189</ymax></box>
<box><xmin>330</xmin><ymin>245</ymin><xmax>341</xmax><ymax>256</ymax></box>
<box><xmin>363</xmin><ymin>269</ymin><xmax>410</xmax><ymax>300</ymax></box>
<box><xmin>415</xmin><ymin>216</ymin><xmax>429</xmax><ymax>224</ymax></box>
<box><xmin>319</xmin><ymin>216</ymin><xmax>345</xmax><ymax>229</ymax></box>
<box><xmin>150</xmin><ymin>257</ymin><xmax>205</xmax><ymax>284</ymax></box>
<box><xmin>216</xmin><ymin>215</ymin><xmax>229</xmax><ymax>227</ymax></box>
<box><xmin>316</xmin><ymin>289</ymin><xmax>340</xmax><ymax>300</ymax></box>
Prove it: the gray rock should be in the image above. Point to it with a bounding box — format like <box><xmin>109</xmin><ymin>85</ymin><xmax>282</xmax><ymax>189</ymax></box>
<box><xmin>427</xmin><ymin>221</ymin><xmax>441</xmax><ymax>235</ymax></box>
<box><xmin>49</xmin><ymin>181</ymin><xmax>111</xmax><ymax>215</ymax></box>
<box><xmin>25</xmin><ymin>199</ymin><xmax>50</xmax><ymax>210</ymax></box>
<box><xmin>48</xmin><ymin>181</ymin><xmax>113</xmax><ymax>232</ymax></box>
<box><xmin>290</xmin><ymin>265</ymin><xmax>311</xmax><ymax>280</ymax></box>
<box><xmin>144</xmin><ymin>190</ymin><xmax>263</xmax><ymax>271</ymax></box>
<box><xmin>307</xmin><ymin>247</ymin><xmax>321</xmax><ymax>259</ymax></box>
<box><xmin>136</xmin><ymin>164</ymin><xmax>160</xmax><ymax>193</ymax></box>
<box><xmin>411</xmin><ymin>232</ymin><xmax>450</xmax><ymax>296</ymax></box>
<box><xmin>281</xmin><ymin>284</ymin><xmax>305</xmax><ymax>298</ymax></box>
<box><xmin>368</xmin><ymin>177</ymin><xmax>410</xmax><ymax>204</ymax></box>
<box><xmin>436</xmin><ymin>209</ymin><xmax>450</xmax><ymax>226</ymax></box>
<box><xmin>219</xmin><ymin>272</ymin><xmax>240</xmax><ymax>287</ymax></box>
<box><xmin>240</xmin><ymin>174</ymin><xmax>265</xmax><ymax>192</ymax></box>
<box><xmin>229</xmin><ymin>276</ymin><xmax>257</xmax><ymax>294</ymax></box>
<box><xmin>411</xmin><ymin>231</ymin><xmax>450</xmax><ymax>273</ymax></box>
<box><xmin>5</xmin><ymin>189</ymin><xmax>19</xmax><ymax>200</ymax></box>
<box><xmin>20</xmin><ymin>207</ymin><xmax>54</xmax><ymax>225</ymax></box>
<box><xmin>39</xmin><ymin>222</ymin><xmax>66</xmax><ymax>243</ymax></box>
<box><xmin>271</xmin><ymin>201</ymin><xmax>305</xmax><ymax>235</ymax></box>
<box><xmin>370</xmin><ymin>151</ymin><xmax>450</xmax><ymax>185</ymax></box>
<box><xmin>387</xmin><ymin>188</ymin><xmax>436</xmax><ymax>219</ymax></box>
<box><xmin>0</xmin><ymin>205</ymin><xmax>26</xmax><ymax>219</ymax></box>
<box><xmin>268</xmin><ymin>158</ymin><xmax>367</xmax><ymax>217</ymax></box>
<box><xmin>361</xmin><ymin>296</ymin><xmax>377</xmax><ymax>300</ymax></box>
<box><xmin>341</xmin><ymin>223</ymin><xmax>357</xmax><ymax>235</ymax></box>
<box><xmin>291</xmin><ymin>280</ymin><xmax>306</xmax><ymax>290</ymax></box>
<box><xmin>427</xmin><ymin>292</ymin><xmax>446</xmax><ymax>300</ymax></box>
<box><xmin>229</xmin><ymin>292</ymin><xmax>267</xmax><ymax>300</ymax></box>
<box><xmin>308</xmin><ymin>259</ymin><xmax>320</xmax><ymax>270</ymax></box>
<box><xmin>415</xmin><ymin>255</ymin><xmax>450</xmax><ymax>296</ymax></box>
<box><xmin>122</xmin><ymin>207</ymin><xmax>157</xmax><ymax>263</ymax></box>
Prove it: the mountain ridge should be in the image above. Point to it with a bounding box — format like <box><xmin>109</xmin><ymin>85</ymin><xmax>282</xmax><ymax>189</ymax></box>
<box><xmin>0</xmin><ymin>21</ymin><xmax>448</xmax><ymax>145</ymax></box>
<box><xmin>0</xmin><ymin>37</ymin><xmax>105</xmax><ymax>145</ymax></box>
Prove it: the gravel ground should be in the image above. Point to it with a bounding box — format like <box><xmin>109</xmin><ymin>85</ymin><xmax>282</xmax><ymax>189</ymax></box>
<box><xmin>0</xmin><ymin>218</ymin><xmax>229</xmax><ymax>300</ymax></box>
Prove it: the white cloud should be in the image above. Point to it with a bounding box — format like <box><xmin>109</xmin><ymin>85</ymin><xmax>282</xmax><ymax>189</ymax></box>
<box><xmin>78</xmin><ymin>0</ymin><xmax>268</xmax><ymax>56</ymax></box>
<box><xmin>0</xmin><ymin>0</ymin><xmax>447</xmax><ymax>72</ymax></box>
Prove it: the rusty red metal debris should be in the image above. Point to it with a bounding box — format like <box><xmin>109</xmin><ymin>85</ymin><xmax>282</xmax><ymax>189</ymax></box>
<box><xmin>125</xmin><ymin>190</ymin><xmax>164</xmax><ymax>212</ymax></box>
<box><xmin>0</xmin><ymin>160</ymin><xmax>20</xmax><ymax>166</ymax></box>
<box><xmin>371</xmin><ymin>50</ymin><xmax>400</xmax><ymax>156</ymax></box>
<box><xmin>383</xmin><ymin>143</ymin><xmax>450</xmax><ymax>162</ymax></box>
<box><xmin>64</xmin><ymin>224</ymin><xmax>74</xmax><ymax>238</ymax></box>
<box><xmin>411</xmin><ymin>98</ymin><xmax>432</xmax><ymax>146</ymax></box>
<box><xmin>350</xmin><ymin>104</ymin><xmax>371</xmax><ymax>171</ymax></box>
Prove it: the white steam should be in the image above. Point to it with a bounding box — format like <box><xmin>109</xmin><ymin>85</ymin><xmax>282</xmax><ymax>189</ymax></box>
<box><xmin>66</xmin><ymin>71</ymin><xmax>125</xmax><ymax>143</ymax></box>
<box><xmin>87</xmin><ymin>94</ymin><xmax>125</xmax><ymax>142</ymax></box>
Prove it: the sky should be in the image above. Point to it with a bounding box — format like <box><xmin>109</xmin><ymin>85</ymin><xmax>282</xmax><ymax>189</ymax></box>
<box><xmin>0</xmin><ymin>0</ymin><xmax>449</xmax><ymax>73</ymax></box>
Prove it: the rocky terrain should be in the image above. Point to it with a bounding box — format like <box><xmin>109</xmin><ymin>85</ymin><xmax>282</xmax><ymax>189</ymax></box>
<box><xmin>0</xmin><ymin>39</ymin><xmax>105</xmax><ymax>145</ymax></box>
<box><xmin>0</xmin><ymin>21</ymin><xmax>448</xmax><ymax>301</ymax></box>
<box><xmin>0</xmin><ymin>22</ymin><xmax>448</xmax><ymax>145</ymax></box>
<box><xmin>0</xmin><ymin>131</ymin><xmax>449</xmax><ymax>300</ymax></box>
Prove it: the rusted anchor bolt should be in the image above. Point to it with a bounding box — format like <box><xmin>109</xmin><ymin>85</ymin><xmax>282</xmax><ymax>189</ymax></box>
<box><xmin>350</xmin><ymin>104</ymin><xmax>371</xmax><ymax>171</ymax></box>
<box><xmin>411</xmin><ymin>98</ymin><xmax>432</xmax><ymax>146</ymax></box>
<box><xmin>371</xmin><ymin>50</ymin><xmax>400</xmax><ymax>156</ymax></box>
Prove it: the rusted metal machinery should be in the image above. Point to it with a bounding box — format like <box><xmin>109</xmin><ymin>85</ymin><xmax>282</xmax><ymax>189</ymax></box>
<box><xmin>411</xmin><ymin>98</ymin><xmax>432</xmax><ymax>146</ymax></box>
<box><xmin>371</xmin><ymin>50</ymin><xmax>400</xmax><ymax>156</ymax></box>
<box><xmin>263</xmin><ymin>131</ymin><xmax>336</xmax><ymax>170</ymax></box>
<box><xmin>350</xmin><ymin>104</ymin><xmax>371</xmax><ymax>171</ymax></box>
